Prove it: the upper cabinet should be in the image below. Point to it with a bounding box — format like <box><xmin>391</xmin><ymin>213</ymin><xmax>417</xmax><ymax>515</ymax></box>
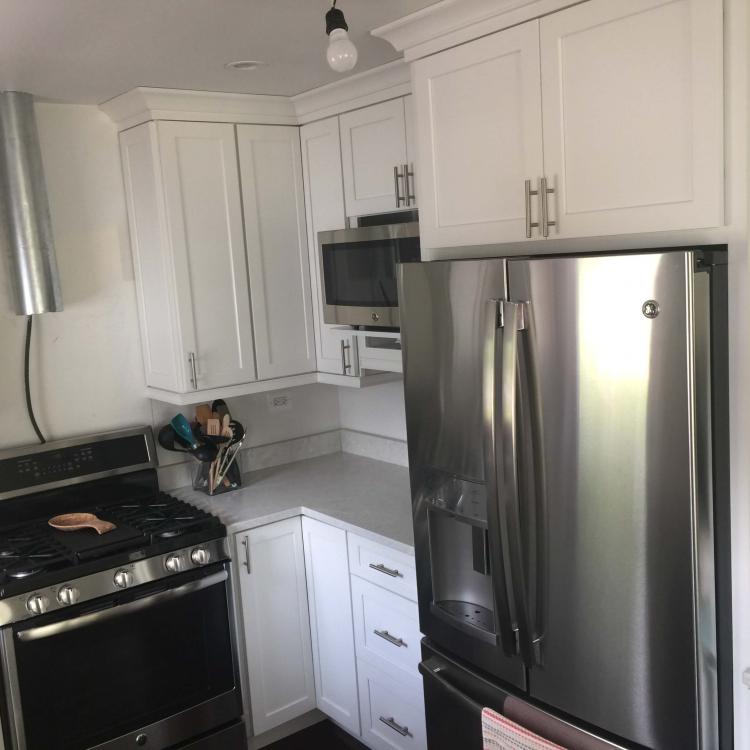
<box><xmin>120</xmin><ymin>120</ymin><xmax>316</xmax><ymax>399</ymax></box>
<box><xmin>411</xmin><ymin>0</ymin><xmax>723</xmax><ymax>252</ymax></box>
<box><xmin>340</xmin><ymin>98</ymin><xmax>416</xmax><ymax>216</ymax></box>
<box><xmin>237</xmin><ymin>125</ymin><xmax>316</xmax><ymax>380</ymax></box>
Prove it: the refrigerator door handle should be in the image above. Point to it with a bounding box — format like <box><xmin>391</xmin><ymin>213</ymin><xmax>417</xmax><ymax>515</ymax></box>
<box><xmin>499</xmin><ymin>300</ymin><xmax>535</xmax><ymax>667</ymax></box>
<box><xmin>418</xmin><ymin>659</ymin><xmax>486</xmax><ymax>715</ymax></box>
<box><xmin>483</xmin><ymin>300</ymin><xmax>519</xmax><ymax>657</ymax></box>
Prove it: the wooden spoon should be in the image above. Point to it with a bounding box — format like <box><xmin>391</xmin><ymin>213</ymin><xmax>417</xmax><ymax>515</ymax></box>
<box><xmin>49</xmin><ymin>513</ymin><xmax>116</xmax><ymax>535</ymax></box>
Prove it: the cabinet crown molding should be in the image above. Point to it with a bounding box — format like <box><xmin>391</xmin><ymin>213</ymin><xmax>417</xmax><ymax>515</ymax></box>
<box><xmin>372</xmin><ymin>0</ymin><xmax>584</xmax><ymax>61</ymax></box>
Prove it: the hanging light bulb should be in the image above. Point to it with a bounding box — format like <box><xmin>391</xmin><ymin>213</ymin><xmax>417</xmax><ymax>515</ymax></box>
<box><xmin>325</xmin><ymin>1</ymin><xmax>358</xmax><ymax>73</ymax></box>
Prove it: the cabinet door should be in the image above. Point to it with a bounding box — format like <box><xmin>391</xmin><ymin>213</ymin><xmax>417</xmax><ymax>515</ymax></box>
<box><xmin>158</xmin><ymin>121</ymin><xmax>256</xmax><ymax>390</ymax></box>
<box><xmin>235</xmin><ymin>520</ymin><xmax>316</xmax><ymax>735</ymax></box>
<box><xmin>412</xmin><ymin>21</ymin><xmax>544</xmax><ymax>252</ymax></box>
<box><xmin>404</xmin><ymin>94</ymin><xmax>418</xmax><ymax>208</ymax></box>
<box><xmin>300</xmin><ymin>117</ymin><xmax>359</xmax><ymax>376</ymax></box>
<box><xmin>237</xmin><ymin>125</ymin><xmax>316</xmax><ymax>380</ymax></box>
<box><xmin>540</xmin><ymin>0</ymin><xmax>723</xmax><ymax>238</ymax></box>
<box><xmin>302</xmin><ymin>517</ymin><xmax>360</xmax><ymax>735</ymax></box>
<box><xmin>340</xmin><ymin>99</ymin><xmax>408</xmax><ymax>216</ymax></box>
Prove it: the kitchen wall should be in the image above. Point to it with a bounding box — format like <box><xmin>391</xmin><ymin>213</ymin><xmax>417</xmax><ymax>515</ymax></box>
<box><xmin>0</xmin><ymin>104</ymin><xmax>342</xmax><ymax>479</ymax></box>
<box><xmin>337</xmin><ymin>380</ymin><xmax>407</xmax><ymax>441</ymax></box>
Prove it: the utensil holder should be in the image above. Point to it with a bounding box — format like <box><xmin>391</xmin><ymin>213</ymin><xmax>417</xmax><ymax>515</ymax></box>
<box><xmin>192</xmin><ymin>459</ymin><xmax>242</xmax><ymax>496</ymax></box>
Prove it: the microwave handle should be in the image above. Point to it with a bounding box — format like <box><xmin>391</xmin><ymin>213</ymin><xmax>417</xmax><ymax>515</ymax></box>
<box><xmin>16</xmin><ymin>570</ymin><xmax>227</xmax><ymax>642</ymax></box>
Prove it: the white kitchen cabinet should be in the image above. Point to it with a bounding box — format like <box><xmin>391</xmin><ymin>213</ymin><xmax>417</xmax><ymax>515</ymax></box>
<box><xmin>299</xmin><ymin>117</ymin><xmax>360</xmax><ymax>377</ymax></box>
<box><xmin>411</xmin><ymin>21</ymin><xmax>544</xmax><ymax>250</ymax></box>
<box><xmin>340</xmin><ymin>98</ymin><xmax>414</xmax><ymax>216</ymax></box>
<box><xmin>234</xmin><ymin>519</ymin><xmax>316</xmax><ymax>735</ymax></box>
<box><xmin>539</xmin><ymin>0</ymin><xmax>723</xmax><ymax>238</ymax></box>
<box><xmin>411</xmin><ymin>0</ymin><xmax>723</xmax><ymax>252</ymax></box>
<box><xmin>301</xmin><ymin>517</ymin><xmax>360</xmax><ymax>735</ymax></box>
<box><xmin>237</xmin><ymin>125</ymin><xmax>316</xmax><ymax>380</ymax></box>
<box><xmin>120</xmin><ymin>121</ymin><xmax>256</xmax><ymax>392</ymax></box>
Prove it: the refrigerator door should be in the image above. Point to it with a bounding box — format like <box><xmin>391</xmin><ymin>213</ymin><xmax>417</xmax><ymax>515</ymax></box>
<box><xmin>507</xmin><ymin>251</ymin><xmax>704</xmax><ymax>749</ymax></box>
<box><xmin>399</xmin><ymin>259</ymin><xmax>525</xmax><ymax>689</ymax></box>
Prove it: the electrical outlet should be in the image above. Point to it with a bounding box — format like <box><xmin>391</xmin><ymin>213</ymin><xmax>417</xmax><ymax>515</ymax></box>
<box><xmin>267</xmin><ymin>393</ymin><xmax>292</xmax><ymax>412</ymax></box>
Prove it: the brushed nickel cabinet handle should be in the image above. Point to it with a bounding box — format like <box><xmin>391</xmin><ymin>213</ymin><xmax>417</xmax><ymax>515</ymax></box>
<box><xmin>241</xmin><ymin>536</ymin><xmax>250</xmax><ymax>574</ymax></box>
<box><xmin>540</xmin><ymin>176</ymin><xmax>556</xmax><ymax>237</ymax></box>
<box><xmin>188</xmin><ymin>352</ymin><xmax>198</xmax><ymax>389</ymax></box>
<box><xmin>403</xmin><ymin>163</ymin><xmax>415</xmax><ymax>206</ymax></box>
<box><xmin>340</xmin><ymin>339</ymin><xmax>352</xmax><ymax>373</ymax></box>
<box><xmin>524</xmin><ymin>179</ymin><xmax>540</xmax><ymax>238</ymax></box>
<box><xmin>379</xmin><ymin>716</ymin><xmax>411</xmax><ymax>738</ymax></box>
<box><xmin>368</xmin><ymin>562</ymin><xmax>402</xmax><ymax>578</ymax></box>
<box><xmin>394</xmin><ymin>165</ymin><xmax>405</xmax><ymax>206</ymax></box>
<box><xmin>374</xmin><ymin>629</ymin><xmax>407</xmax><ymax>648</ymax></box>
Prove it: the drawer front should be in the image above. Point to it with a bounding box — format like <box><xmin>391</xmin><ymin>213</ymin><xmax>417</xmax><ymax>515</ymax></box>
<box><xmin>351</xmin><ymin>576</ymin><xmax>421</xmax><ymax>679</ymax></box>
<box><xmin>358</xmin><ymin>659</ymin><xmax>426</xmax><ymax>750</ymax></box>
<box><xmin>347</xmin><ymin>533</ymin><xmax>417</xmax><ymax>601</ymax></box>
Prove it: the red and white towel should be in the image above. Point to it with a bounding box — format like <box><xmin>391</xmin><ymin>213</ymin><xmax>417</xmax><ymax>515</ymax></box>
<box><xmin>482</xmin><ymin>707</ymin><xmax>567</xmax><ymax>750</ymax></box>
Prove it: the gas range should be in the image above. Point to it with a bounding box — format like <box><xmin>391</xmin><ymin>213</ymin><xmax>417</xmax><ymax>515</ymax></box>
<box><xmin>0</xmin><ymin>427</ymin><xmax>245</xmax><ymax>750</ymax></box>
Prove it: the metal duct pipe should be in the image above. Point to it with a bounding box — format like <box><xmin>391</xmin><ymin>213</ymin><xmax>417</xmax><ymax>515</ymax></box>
<box><xmin>0</xmin><ymin>91</ymin><xmax>62</xmax><ymax>314</ymax></box>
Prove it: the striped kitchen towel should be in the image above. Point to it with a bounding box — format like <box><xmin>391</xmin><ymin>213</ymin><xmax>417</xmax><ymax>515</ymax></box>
<box><xmin>482</xmin><ymin>707</ymin><xmax>567</xmax><ymax>750</ymax></box>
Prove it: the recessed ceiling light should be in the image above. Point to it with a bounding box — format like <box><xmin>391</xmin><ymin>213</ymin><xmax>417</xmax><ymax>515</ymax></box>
<box><xmin>225</xmin><ymin>60</ymin><xmax>267</xmax><ymax>71</ymax></box>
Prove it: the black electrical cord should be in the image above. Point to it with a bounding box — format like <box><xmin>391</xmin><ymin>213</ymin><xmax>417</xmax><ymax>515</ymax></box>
<box><xmin>24</xmin><ymin>315</ymin><xmax>46</xmax><ymax>444</ymax></box>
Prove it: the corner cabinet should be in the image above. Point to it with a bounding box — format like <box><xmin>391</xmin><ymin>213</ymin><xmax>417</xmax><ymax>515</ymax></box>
<box><xmin>120</xmin><ymin>120</ymin><xmax>316</xmax><ymax>398</ymax></box>
<box><xmin>412</xmin><ymin>0</ymin><xmax>723</xmax><ymax>253</ymax></box>
<box><xmin>233</xmin><ymin>519</ymin><xmax>316</xmax><ymax>735</ymax></box>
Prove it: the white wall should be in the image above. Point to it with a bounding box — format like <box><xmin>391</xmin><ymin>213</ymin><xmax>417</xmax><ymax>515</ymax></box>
<box><xmin>0</xmin><ymin>104</ymin><xmax>340</xmax><ymax>472</ymax></box>
<box><xmin>337</xmin><ymin>380</ymin><xmax>407</xmax><ymax>441</ymax></box>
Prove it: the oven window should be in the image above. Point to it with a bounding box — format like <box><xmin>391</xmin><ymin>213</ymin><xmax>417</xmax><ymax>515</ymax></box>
<box><xmin>322</xmin><ymin>237</ymin><xmax>419</xmax><ymax>308</ymax></box>
<box><xmin>12</xmin><ymin>571</ymin><xmax>235</xmax><ymax>750</ymax></box>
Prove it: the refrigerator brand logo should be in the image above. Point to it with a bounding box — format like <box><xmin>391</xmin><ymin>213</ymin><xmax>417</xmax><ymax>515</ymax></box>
<box><xmin>641</xmin><ymin>300</ymin><xmax>660</xmax><ymax>319</ymax></box>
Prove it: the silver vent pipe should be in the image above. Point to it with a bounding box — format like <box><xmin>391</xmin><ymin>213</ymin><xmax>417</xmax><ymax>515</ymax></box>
<box><xmin>0</xmin><ymin>91</ymin><xmax>62</xmax><ymax>314</ymax></box>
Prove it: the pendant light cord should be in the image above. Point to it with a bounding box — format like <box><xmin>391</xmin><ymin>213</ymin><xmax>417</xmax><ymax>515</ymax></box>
<box><xmin>24</xmin><ymin>315</ymin><xmax>46</xmax><ymax>444</ymax></box>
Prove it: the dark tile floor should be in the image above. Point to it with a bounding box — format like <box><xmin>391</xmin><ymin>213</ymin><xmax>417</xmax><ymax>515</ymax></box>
<box><xmin>265</xmin><ymin>720</ymin><xmax>367</xmax><ymax>750</ymax></box>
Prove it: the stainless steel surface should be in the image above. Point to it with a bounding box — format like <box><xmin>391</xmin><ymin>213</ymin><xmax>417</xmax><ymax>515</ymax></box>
<box><xmin>340</xmin><ymin>339</ymin><xmax>352</xmax><ymax>373</ymax></box>
<box><xmin>508</xmin><ymin>251</ymin><xmax>704</xmax><ymax>748</ymax></box>
<box><xmin>399</xmin><ymin>259</ymin><xmax>526</xmax><ymax>690</ymax></box>
<box><xmin>188</xmin><ymin>351</ymin><xmax>198</xmax><ymax>389</ymax></box>
<box><xmin>539</xmin><ymin>177</ymin><xmax>555</xmax><ymax>237</ymax></box>
<box><xmin>241</xmin><ymin>535</ymin><xmax>250</xmax><ymax>573</ymax></box>
<box><xmin>374</xmin><ymin>629</ymin><xmax>406</xmax><ymax>648</ymax></box>
<box><xmin>0</xmin><ymin>426</ymin><xmax>157</xmax><ymax>502</ymax></box>
<box><xmin>165</xmin><ymin>554</ymin><xmax>183</xmax><ymax>573</ymax></box>
<box><xmin>191</xmin><ymin>546</ymin><xmax>210</xmax><ymax>566</ymax></box>
<box><xmin>0</xmin><ymin>537</ymin><xmax>230</xmax><ymax>626</ymax></box>
<box><xmin>318</xmin><ymin>221</ymin><xmax>419</xmax><ymax>329</ymax></box>
<box><xmin>17</xmin><ymin>570</ymin><xmax>228</xmax><ymax>642</ymax></box>
<box><xmin>379</xmin><ymin>716</ymin><xmax>411</xmax><ymax>738</ymax></box>
<box><xmin>24</xmin><ymin>595</ymin><xmax>46</xmax><ymax>616</ymax></box>
<box><xmin>56</xmin><ymin>585</ymin><xmax>78</xmax><ymax>606</ymax></box>
<box><xmin>368</xmin><ymin>562</ymin><xmax>402</xmax><ymax>578</ymax></box>
<box><xmin>394</xmin><ymin>165</ymin><xmax>404</xmax><ymax>206</ymax></box>
<box><xmin>524</xmin><ymin>179</ymin><xmax>539</xmax><ymax>239</ymax></box>
<box><xmin>113</xmin><ymin>568</ymin><xmax>133</xmax><ymax>589</ymax></box>
<box><xmin>0</xmin><ymin>91</ymin><xmax>62</xmax><ymax>315</ymax></box>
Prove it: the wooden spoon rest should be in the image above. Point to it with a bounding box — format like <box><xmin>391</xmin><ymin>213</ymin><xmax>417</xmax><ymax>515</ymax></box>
<box><xmin>48</xmin><ymin>513</ymin><xmax>116</xmax><ymax>535</ymax></box>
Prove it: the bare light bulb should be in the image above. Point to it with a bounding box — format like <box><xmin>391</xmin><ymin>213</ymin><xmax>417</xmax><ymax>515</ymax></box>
<box><xmin>326</xmin><ymin>28</ymin><xmax>358</xmax><ymax>72</ymax></box>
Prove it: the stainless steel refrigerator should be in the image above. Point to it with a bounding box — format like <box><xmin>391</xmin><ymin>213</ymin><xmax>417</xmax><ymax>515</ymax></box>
<box><xmin>398</xmin><ymin>249</ymin><xmax>731</xmax><ymax>750</ymax></box>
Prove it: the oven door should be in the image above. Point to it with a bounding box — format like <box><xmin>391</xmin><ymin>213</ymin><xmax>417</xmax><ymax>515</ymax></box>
<box><xmin>318</xmin><ymin>223</ymin><xmax>420</xmax><ymax>328</ymax></box>
<box><xmin>1</xmin><ymin>564</ymin><xmax>241</xmax><ymax>750</ymax></box>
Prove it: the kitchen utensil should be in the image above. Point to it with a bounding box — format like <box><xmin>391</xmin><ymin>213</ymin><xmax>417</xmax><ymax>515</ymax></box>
<box><xmin>195</xmin><ymin>404</ymin><xmax>212</xmax><ymax>428</ymax></box>
<box><xmin>49</xmin><ymin>513</ymin><xmax>116</xmax><ymax>535</ymax></box>
<box><xmin>170</xmin><ymin>414</ymin><xmax>199</xmax><ymax>450</ymax></box>
<box><xmin>211</xmin><ymin>399</ymin><xmax>230</xmax><ymax>422</ymax></box>
<box><xmin>206</xmin><ymin>418</ymin><xmax>221</xmax><ymax>436</ymax></box>
<box><xmin>158</xmin><ymin>425</ymin><xmax>218</xmax><ymax>462</ymax></box>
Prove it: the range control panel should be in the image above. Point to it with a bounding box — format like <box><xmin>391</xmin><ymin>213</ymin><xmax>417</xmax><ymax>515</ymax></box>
<box><xmin>0</xmin><ymin>431</ymin><xmax>154</xmax><ymax>497</ymax></box>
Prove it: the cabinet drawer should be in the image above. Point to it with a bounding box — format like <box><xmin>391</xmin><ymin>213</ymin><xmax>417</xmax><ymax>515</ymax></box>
<box><xmin>351</xmin><ymin>577</ymin><xmax>421</xmax><ymax>680</ymax></box>
<box><xmin>347</xmin><ymin>533</ymin><xmax>417</xmax><ymax>601</ymax></box>
<box><xmin>358</xmin><ymin>659</ymin><xmax>426</xmax><ymax>750</ymax></box>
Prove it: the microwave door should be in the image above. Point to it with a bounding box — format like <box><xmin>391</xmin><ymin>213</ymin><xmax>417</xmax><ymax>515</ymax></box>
<box><xmin>399</xmin><ymin>259</ymin><xmax>525</xmax><ymax>690</ymax></box>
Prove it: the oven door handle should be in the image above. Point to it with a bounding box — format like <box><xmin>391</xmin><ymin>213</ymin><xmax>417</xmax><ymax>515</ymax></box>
<box><xmin>16</xmin><ymin>570</ymin><xmax>228</xmax><ymax>642</ymax></box>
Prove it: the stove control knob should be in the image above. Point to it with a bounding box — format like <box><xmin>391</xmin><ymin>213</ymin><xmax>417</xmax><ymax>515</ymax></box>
<box><xmin>57</xmin><ymin>585</ymin><xmax>79</xmax><ymax>606</ymax></box>
<box><xmin>165</xmin><ymin>554</ymin><xmax>182</xmax><ymax>573</ymax></box>
<box><xmin>190</xmin><ymin>547</ymin><xmax>210</xmax><ymax>566</ymax></box>
<box><xmin>113</xmin><ymin>569</ymin><xmax>133</xmax><ymax>589</ymax></box>
<box><xmin>26</xmin><ymin>594</ymin><xmax>48</xmax><ymax>615</ymax></box>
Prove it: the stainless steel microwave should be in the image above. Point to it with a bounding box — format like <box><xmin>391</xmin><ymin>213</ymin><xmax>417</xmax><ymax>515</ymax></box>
<box><xmin>318</xmin><ymin>220</ymin><xmax>420</xmax><ymax>329</ymax></box>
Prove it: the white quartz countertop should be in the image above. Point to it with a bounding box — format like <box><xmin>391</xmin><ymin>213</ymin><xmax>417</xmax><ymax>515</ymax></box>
<box><xmin>171</xmin><ymin>452</ymin><xmax>414</xmax><ymax>554</ymax></box>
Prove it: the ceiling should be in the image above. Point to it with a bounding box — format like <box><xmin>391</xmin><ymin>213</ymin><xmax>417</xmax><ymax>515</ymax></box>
<box><xmin>0</xmin><ymin>0</ymin><xmax>437</xmax><ymax>105</ymax></box>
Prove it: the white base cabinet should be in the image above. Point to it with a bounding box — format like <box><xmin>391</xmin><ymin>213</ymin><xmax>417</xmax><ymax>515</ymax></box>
<box><xmin>301</xmin><ymin>517</ymin><xmax>361</xmax><ymax>735</ymax></box>
<box><xmin>234</xmin><ymin>519</ymin><xmax>316</xmax><ymax>735</ymax></box>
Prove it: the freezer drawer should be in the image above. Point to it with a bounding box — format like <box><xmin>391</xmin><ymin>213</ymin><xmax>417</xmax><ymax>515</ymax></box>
<box><xmin>419</xmin><ymin>641</ymin><xmax>628</xmax><ymax>750</ymax></box>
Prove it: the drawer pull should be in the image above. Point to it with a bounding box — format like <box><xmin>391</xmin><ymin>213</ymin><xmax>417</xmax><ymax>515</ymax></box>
<box><xmin>379</xmin><ymin>716</ymin><xmax>411</xmax><ymax>737</ymax></box>
<box><xmin>374</xmin><ymin>629</ymin><xmax>406</xmax><ymax>648</ymax></box>
<box><xmin>369</xmin><ymin>562</ymin><xmax>402</xmax><ymax>578</ymax></box>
